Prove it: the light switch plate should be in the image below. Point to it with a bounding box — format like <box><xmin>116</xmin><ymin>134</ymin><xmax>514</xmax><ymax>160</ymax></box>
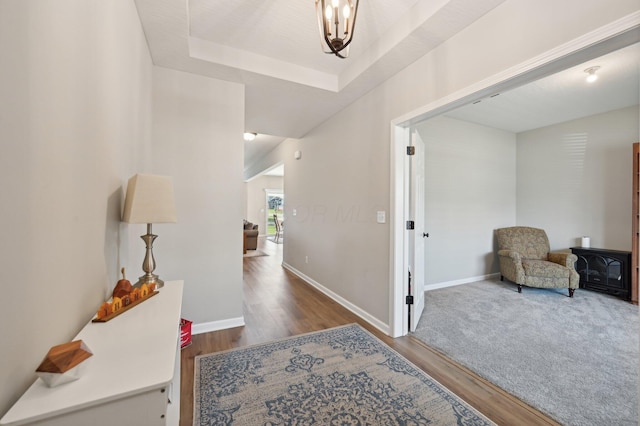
<box><xmin>377</xmin><ymin>211</ymin><xmax>386</xmax><ymax>224</ymax></box>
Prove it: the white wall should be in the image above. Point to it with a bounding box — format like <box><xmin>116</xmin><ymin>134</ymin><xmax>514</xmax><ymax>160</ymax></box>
<box><xmin>517</xmin><ymin>106</ymin><xmax>639</xmax><ymax>251</ymax></box>
<box><xmin>0</xmin><ymin>0</ymin><xmax>152</xmax><ymax>416</ymax></box>
<box><xmin>151</xmin><ymin>67</ymin><xmax>245</xmax><ymax>325</ymax></box>
<box><xmin>245</xmin><ymin>175</ymin><xmax>284</xmax><ymax>235</ymax></box>
<box><xmin>416</xmin><ymin>116</ymin><xmax>517</xmax><ymax>286</ymax></box>
<box><xmin>280</xmin><ymin>0</ymin><xmax>639</xmax><ymax>328</ymax></box>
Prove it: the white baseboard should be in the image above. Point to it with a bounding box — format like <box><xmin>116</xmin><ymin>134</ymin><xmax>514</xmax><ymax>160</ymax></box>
<box><xmin>192</xmin><ymin>316</ymin><xmax>245</xmax><ymax>335</ymax></box>
<box><xmin>282</xmin><ymin>262</ymin><xmax>391</xmax><ymax>336</ymax></box>
<box><xmin>424</xmin><ymin>272</ymin><xmax>501</xmax><ymax>292</ymax></box>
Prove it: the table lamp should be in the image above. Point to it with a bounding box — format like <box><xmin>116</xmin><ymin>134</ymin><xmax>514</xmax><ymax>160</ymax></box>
<box><xmin>122</xmin><ymin>173</ymin><xmax>177</xmax><ymax>288</ymax></box>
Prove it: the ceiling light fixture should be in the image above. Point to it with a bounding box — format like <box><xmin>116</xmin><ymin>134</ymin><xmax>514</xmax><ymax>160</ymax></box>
<box><xmin>584</xmin><ymin>66</ymin><xmax>600</xmax><ymax>83</ymax></box>
<box><xmin>243</xmin><ymin>132</ymin><xmax>257</xmax><ymax>141</ymax></box>
<box><xmin>315</xmin><ymin>0</ymin><xmax>360</xmax><ymax>59</ymax></box>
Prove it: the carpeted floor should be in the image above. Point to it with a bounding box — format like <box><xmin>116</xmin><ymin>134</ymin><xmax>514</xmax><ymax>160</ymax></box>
<box><xmin>412</xmin><ymin>279</ymin><xmax>639</xmax><ymax>426</ymax></box>
<box><xmin>194</xmin><ymin>324</ymin><xmax>496</xmax><ymax>425</ymax></box>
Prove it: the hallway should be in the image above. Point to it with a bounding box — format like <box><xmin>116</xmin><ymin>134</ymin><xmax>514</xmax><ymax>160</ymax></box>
<box><xmin>178</xmin><ymin>237</ymin><xmax>559</xmax><ymax>425</ymax></box>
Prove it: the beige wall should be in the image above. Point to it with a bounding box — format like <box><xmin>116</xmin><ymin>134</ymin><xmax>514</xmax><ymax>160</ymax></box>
<box><xmin>416</xmin><ymin>116</ymin><xmax>517</xmax><ymax>286</ymax></box>
<box><xmin>245</xmin><ymin>175</ymin><xmax>284</xmax><ymax>235</ymax></box>
<box><xmin>517</xmin><ymin>106</ymin><xmax>639</xmax><ymax>252</ymax></box>
<box><xmin>0</xmin><ymin>0</ymin><xmax>152</xmax><ymax>415</ymax></box>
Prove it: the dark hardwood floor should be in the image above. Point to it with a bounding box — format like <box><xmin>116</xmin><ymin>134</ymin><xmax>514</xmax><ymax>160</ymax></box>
<box><xmin>180</xmin><ymin>237</ymin><xmax>560</xmax><ymax>425</ymax></box>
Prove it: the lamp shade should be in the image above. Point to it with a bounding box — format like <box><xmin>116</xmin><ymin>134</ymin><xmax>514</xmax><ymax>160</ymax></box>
<box><xmin>122</xmin><ymin>174</ymin><xmax>177</xmax><ymax>224</ymax></box>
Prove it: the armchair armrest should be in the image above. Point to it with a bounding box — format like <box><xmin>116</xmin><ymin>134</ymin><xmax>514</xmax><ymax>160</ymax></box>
<box><xmin>497</xmin><ymin>249</ymin><xmax>525</xmax><ymax>284</ymax></box>
<box><xmin>548</xmin><ymin>252</ymin><xmax>577</xmax><ymax>268</ymax></box>
<box><xmin>498</xmin><ymin>249</ymin><xmax>522</xmax><ymax>262</ymax></box>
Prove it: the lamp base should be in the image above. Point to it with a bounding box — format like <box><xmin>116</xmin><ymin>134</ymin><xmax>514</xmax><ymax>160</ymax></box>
<box><xmin>137</xmin><ymin>223</ymin><xmax>164</xmax><ymax>289</ymax></box>
<box><xmin>135</xmin><ymin>274</ymin><xmax>164</xmax><ymax>289</ymax></box>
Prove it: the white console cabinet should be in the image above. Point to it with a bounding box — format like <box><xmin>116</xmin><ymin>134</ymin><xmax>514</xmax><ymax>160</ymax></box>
<box><xmin>0</xmin><ymin>281</ymin><xmax>184</xmax><ymax>426</ymax></box>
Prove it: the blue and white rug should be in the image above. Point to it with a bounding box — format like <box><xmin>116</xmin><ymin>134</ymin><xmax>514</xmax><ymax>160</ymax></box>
<box><xmin>194</xmin><ymin>324</ymin><xmax>495</xmax><ymax>425</ymax></box>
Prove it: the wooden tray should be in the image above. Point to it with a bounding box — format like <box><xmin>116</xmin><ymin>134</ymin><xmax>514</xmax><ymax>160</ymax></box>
<box><xmin>92</xmin><ymin>291</ymin><xmax>159</xmax><ymax>323</ymax></box>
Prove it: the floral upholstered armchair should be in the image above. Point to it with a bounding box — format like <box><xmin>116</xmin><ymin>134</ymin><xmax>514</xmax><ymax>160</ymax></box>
<box><xmin>496</xmin><ymin>226</ymin><xmax>579</xmax><ymax>297</ymax></box>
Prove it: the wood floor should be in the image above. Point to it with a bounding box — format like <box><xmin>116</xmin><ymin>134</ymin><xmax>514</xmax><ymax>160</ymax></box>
<box><xmin>179</xmin><ymin>238</ymin><xmax>560</xmax><ymax>426</ymax></box>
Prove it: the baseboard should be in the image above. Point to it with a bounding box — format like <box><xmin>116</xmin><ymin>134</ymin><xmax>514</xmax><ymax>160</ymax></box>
<box><xmin>192</xmin><ymin>316</ymin><xmax>245</xmax><ymax>335</ymax></box>
<box><xmin>282</xmin><ymin>262</ymin><xmax>390</xmax><ymax>336</ymax></box>
<box><xmin>425</xmin><ymin>273</ymin><xmax>501</xmax><ymax>292</ymax></box>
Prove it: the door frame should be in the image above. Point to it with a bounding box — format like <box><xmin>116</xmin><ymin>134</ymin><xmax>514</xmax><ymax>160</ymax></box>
<box><xmin>388</xmin><ymin>14</ymin><xmax>640</xmax><ymax>337</ymax></box>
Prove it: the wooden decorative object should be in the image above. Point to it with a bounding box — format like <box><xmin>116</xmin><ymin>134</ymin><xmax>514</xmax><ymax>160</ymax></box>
<box><xmin>113</xmin><ymin>267</ymin><xmax>133</xmax><ymax>299</ymax></box>
<box><xmin>36</xmin><ymin>340</ymin><xmax>93</xmax><ymax>387</ymax></box>
<box><xmin>92</xmin><ymin>291</ymin><xmax>158</xmax><ymax>323</ymax></box>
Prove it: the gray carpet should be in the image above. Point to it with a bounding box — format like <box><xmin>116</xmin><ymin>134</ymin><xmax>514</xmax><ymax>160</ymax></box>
<box><xmin>412</xmin><ymin>279</ymin><xmax>639</xmax><ymax>426</ymax></box>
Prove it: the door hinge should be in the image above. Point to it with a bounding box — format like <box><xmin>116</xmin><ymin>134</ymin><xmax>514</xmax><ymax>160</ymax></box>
<box><xmin>406</xmin><ymin>295</ymin><xmax>414</xmax><ymax>305</ymax></box>
<box><xmin>406</xmin><ymin>220</ymin><xmax>414</xmax><ymax>230</ymax></box>
<box><xmin>406</xmin><ymin>146</ymin><xmax>415</xmax><ymax>156</ymax></box>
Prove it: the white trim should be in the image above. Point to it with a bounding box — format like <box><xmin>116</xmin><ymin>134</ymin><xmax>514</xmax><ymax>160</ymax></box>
<box><xmin>424</xmin><ymin>273</ymin><xmax>501</xmax><ymax>292</ymax></box>
<box><xmin>189</xmin><ymin>36</ymin><xmax>339</xmax><ymax>92</ymax></box>
<box><xmin>282</xmin><ymin>262</ymin><xmax>391</xmax><ymax>336</ymax></box>
<box><xmin>389</xmin><ymin>12</ymin><xmax>640</xmax><ymax>337</ymax></box>
<box><xmin>389</xmin><ymin>126</ymin><xmax>411</xmax><ymax>338</ymax></box>
<box><xmin>192</xmin><ymin>317</ymin><xmax>245</xmax><ymax>335</ymax></box>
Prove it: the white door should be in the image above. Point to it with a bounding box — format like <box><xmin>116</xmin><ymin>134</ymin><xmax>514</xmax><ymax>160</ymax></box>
<box><xmin>409</xmin><ymin>130</ymin><xmax>426</xmax><ymax>332</ymax></box>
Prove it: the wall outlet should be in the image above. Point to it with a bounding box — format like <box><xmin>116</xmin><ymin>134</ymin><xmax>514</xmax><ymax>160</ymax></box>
<box><xmin>377</xmin><ymin>211</ymin><xmax>386</xmax><ymax>224</ymax></box>
<box><xmin>305</xmin><ymin>256</ymin><xmax>308</xmax><ymax>264</ymax></box>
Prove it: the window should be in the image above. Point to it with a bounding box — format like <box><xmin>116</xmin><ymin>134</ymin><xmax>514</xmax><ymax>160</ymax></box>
<box><xmin>265</xmin><ymin>190</ymin><xmax>283</xmax><ymax>236</ymax></box>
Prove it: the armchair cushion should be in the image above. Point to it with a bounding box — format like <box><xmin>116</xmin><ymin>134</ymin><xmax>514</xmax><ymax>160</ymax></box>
<box><xmin>522</xmin><ymin>259</ymin><xmax>572</xmax><ymax>279</ymax></box>
<box><xmin>496</xmin><ymin>226</ymin><xmax>549</xmax><ymax>260</ymax></box>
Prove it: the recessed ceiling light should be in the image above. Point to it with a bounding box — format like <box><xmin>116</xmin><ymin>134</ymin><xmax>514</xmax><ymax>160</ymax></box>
<box><xmin>243</xmin><ymin>132</ymin><xmax>257</xmax><ymax>141</ymax></box>
<box><xmin>584</xmin><ymin>66</ymin><xmax>600</xmax><ymax>83</ymax></box>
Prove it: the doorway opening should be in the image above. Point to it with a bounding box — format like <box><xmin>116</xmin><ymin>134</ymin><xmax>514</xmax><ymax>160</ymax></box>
<box><xmin>265</xmin><ymin>190</ymin><xmax>284</xmax><ymax>243</ymax></box>
<box><xmin>389</xmin><ymin>20</ymin><xmax>639</xmax><ymax>338</ymax></box>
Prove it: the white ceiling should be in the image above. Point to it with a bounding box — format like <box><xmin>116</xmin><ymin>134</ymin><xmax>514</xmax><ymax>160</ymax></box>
<box><xmin>445</xmin><ymin>42</ymin><xmax>640</xmax><ymax>133</ymax></box>
<box><xmin>133</xmin><ymin>0</ymin><xmax>639</xmax><ymax>174</ymax></box>
<box><xmin>134</xmin><ymin>0</ymin><xmax>507</xmax><ymax>140</ymax></box>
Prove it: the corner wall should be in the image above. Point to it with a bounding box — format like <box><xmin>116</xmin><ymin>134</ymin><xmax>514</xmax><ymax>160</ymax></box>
<box><xmin>151</xmin><ymin>67</ymin><xmax>245</xmax><ymax>326</ymax></box>
<box><xmin>416</xmin><ymin>116</ymin><xmax>517</xmax><ymax>286</ymax></box>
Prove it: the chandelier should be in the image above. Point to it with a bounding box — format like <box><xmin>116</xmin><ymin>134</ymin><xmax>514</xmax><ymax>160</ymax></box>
<box><xmin>315</xmin><ymin>0</ymin><xmax>360</xmax><ymax>58</ymax></box>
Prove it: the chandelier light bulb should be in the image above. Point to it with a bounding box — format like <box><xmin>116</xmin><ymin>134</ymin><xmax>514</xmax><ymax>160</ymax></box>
<box><xmin>315</xmin><ymin>0</ymin><xmax>360</xmax><ymax>59</ymax></box>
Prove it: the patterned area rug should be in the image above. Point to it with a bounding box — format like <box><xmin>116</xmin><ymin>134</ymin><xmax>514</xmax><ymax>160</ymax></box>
<box><xmin>194</xmin><ymin>324</ymin><xmax>495</xmax><ymax>425</ymax></box>
<box><xmin>243</xmin><ymin>250</ymin><xmax>268</xmax><ymax>258</ymax></box>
